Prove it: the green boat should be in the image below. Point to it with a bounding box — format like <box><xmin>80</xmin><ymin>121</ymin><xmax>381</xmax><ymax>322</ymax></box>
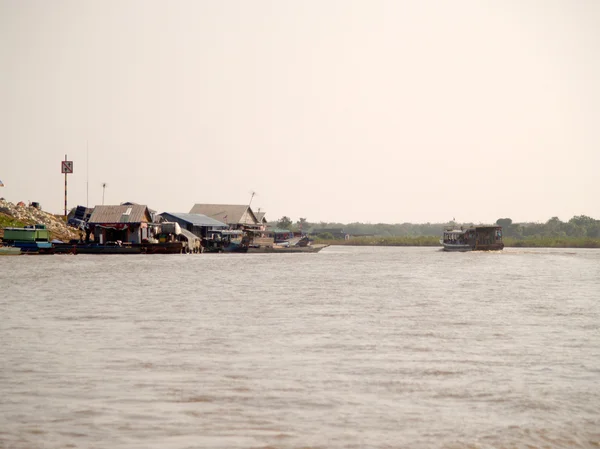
<box><xmin>3</xmin><ymin>224</ymin><xmax>51</xmax><ymax>242</ymax></box>
<box><xmin>2</xmin><ymin>224</ymin><xmax>54</xmax><ymax>254</ymax></box>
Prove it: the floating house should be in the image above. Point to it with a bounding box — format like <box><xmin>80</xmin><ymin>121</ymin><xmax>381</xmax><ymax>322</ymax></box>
<box><xmin>158</xmin><ymin>212</ymin><xmax>228</xmax><ymax>238</ymax></box>
<box><xmin>189</xmin><ymin>204</ymin><xmax>259</xmax><ymax>229</ymax></box>
<box><xmin>88</xmin><ymin>204</ymin><xmax>152</xmax><ymax>244</ymax></box>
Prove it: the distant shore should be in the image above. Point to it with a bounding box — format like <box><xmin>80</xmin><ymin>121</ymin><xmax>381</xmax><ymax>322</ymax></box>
<box><xmin>313</xmin><ymin>236</ymin><xmax>600</xmax><ymax>249</ymax></box>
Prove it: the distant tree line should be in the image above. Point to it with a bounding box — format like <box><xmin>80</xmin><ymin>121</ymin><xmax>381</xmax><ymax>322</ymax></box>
<box><xmin>272</xmin><ymin>215</ymin><xmax>600</xmax><ymax>240</ymax></box>
<box><xmin>497</xmin><ymin>215</ymin><xmax>600</xmax><ymax>239</ymax></box>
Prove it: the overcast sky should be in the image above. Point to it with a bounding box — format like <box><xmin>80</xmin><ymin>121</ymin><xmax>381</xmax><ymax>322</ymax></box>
<box><xmin>1</xmin><ymin>0</ymin><xmax>598</xmax><ymax>224</ymax></box>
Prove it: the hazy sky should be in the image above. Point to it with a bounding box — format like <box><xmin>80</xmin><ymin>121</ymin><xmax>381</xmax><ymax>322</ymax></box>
<box><xmin>1</xmin><ymin>0</ymin><xmax>599</xmax><ymax>224</ymax></box>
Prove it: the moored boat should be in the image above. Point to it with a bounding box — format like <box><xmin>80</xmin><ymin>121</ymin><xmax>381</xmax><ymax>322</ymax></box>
<box><xmin>2</xmin><ymin>224</ymin><xmax>55</xmax><ymax>254</ymax></box>
<box><xmin>247</xmin><ymin>243</ymin><xmax>328</xmax><ymax>254</ymax></box>
<box><xmin>0</xmin><ymin>246</ymin><xmax>22</xmax><ymax>256</ymax></box>
<box><xmin>202</xmin><ymin>230</ymin><xmax>249</xmax><ymax>253</ymax></box>
<box><xmin>67</xmin><ymin>242</ymin><xmax>143</xmax><ymax>254</ymax></box>
<box><xmin>441</xmin><ymin>226</ymin><xmax>504</xmax><ymax>251</ymax></box>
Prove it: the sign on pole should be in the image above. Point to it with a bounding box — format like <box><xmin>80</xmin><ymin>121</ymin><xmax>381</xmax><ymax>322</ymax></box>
<box><xmin>62</xmin><ymin>156</ymin><xmax>73</xmax><ymax>217</ymax></box>
<box><xmin>61</xmin><ymin>160</ymin><xmax>74</xmax><ymax>174</ymax></box>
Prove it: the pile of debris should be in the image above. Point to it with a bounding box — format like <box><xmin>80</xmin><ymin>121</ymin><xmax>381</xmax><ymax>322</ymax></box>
<box><xmin>0</xmin><ymin>199</ymin><xmax>79</xmax><ymax>242</ymax></box>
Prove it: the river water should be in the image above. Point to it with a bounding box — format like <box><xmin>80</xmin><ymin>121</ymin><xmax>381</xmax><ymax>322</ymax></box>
<box><xmin>1</xmin><ymin>247</ymin><xmax>599</xmax><ymax>449</ymax></box>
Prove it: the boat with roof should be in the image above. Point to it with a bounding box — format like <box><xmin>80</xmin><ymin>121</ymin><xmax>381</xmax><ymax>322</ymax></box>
<box><xmin>441</xmin><ymin>225</ymin><xmax>504</xmax><ymax>251</ymax></box>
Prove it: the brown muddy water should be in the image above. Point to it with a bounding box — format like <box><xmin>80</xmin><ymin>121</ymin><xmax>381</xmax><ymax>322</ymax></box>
<box><xmin>1</xmin><ymin>247</ymin><xmax>599</xmax><ymax>449</ymax></box>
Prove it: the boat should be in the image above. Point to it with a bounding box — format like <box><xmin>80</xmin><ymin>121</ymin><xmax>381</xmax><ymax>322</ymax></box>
<box><xmin>441</xmin><ymin>226</ymin><xmax>504</xmax><ymax>251</ymax></box>
<box><xmin>247</xmin><ymin>243</ymin><xmax>328</xmax><ymax>254</ymax></box>
<box><xmin>0</xmin><ymin>246</ymin><xmax>22</xmax><ymax>256</ymax></box>
<box><xmin>69</xmin><ymin>242</ymin><xmax>143</xmax><ymax>254</ymax></box>
<box><xmin>202</xmin><ymin>230</ymin><xmax>249</xmax><ymax>253</ymax></box>
<box><xmin>2</xmin><ymin>224</ymin><xmax>55</xmax><ymax>254</ymax></box>
<box><xmin>245</xmin><ymin>230</ymin><xmax>327</xmax><ymax>253</ymax></box>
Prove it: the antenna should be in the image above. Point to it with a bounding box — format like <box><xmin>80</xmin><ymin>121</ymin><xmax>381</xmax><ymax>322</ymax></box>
<box><xmin>102</xmin><ymin>182</ymin><xmax>107</xmax><ymax>205</ymax></box>
<box><xmin>248</xmin><ymin>190</ymin><xmax>256</xmax><ymax>208</ymax></box>
<box><xmin>86</xmin><ymin>141</ymin><xmax>89</xmax><ymax>207</ymax></box>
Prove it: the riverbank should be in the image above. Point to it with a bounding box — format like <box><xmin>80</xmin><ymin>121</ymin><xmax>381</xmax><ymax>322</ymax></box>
<box><xmin>313</xmin><ymin>236</ymin><xmax>600</xmax><ymax>248</ymax></box>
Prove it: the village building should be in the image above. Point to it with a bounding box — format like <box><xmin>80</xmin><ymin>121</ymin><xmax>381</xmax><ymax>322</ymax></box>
<box><xmin>188</xmin><ymin>204</ymin><xmax>259</xmax><ymax>230</ymax></box>
<box><xmin>88</xmin><ymin>204</ymin><xmax>152</xmax><ymax>244</ymax></box>
<box><xmin>158</xmin><ymin>212</ymin><xmax>228</xmax><ymax>238</ymax></box>
<box><xmin>255</xmin><ymin>211</ymin><xmax>268</xmax><ymax>230</ymax></box>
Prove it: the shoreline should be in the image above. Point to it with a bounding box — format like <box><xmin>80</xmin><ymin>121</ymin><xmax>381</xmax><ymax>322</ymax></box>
<box><xmin>314</xmin><ymin>238</ymin><xmax>600</xmax><ymax>249</ymax></box>
<box><xmin>2</xmin><ymin>200</ymin><xmax>599</xmax><ymax>251</ymax></box>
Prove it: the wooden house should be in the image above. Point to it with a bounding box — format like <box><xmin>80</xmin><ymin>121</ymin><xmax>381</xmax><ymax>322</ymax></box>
<box><xmin>88</xmin><ymin>204</ymin><xmax>152</xmax><ymax>244</ymax></box>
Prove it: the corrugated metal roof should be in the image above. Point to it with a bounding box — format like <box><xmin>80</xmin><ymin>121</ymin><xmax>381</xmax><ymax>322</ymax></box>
<box><xmin>160</xmin><ymin>212</ymin><xmax>227</xmax><ymax>228</ymax></box>
<box><xmin>89</xmin><ymin>205</ymin><xmax>151</xmax><ymax>224</ymax></box>
<box><xmin>188</xmin><ymin>204</ymin><xmax>257</xmax><ymax>225</ymax></box>
<box><xmin>255</xmin><ymin>212</ymin><xmax>267</xmax><ymax>223</ymax></box>
<box><xmin>179</xmin><ymin>228</ymin><xmax>201</xmax><ymax>244</ymax></box>
<box><xmin>121</xmin><ymin>202</ymin><xmax>156</xmax><ymax>214</ymax></box>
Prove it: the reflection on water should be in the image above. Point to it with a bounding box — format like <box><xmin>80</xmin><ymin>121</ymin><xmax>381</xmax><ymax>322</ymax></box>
<box><xmin>1</xmin><ymin>247</ymin><xmax>599</xmax><ymax>448</ymax></box>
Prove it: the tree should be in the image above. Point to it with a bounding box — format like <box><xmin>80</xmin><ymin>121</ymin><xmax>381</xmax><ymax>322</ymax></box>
<box><xmin>296</xmin><ymin>217</ymin><xmax>308</xmax><ymax>232</ymax></box>
<box><xmin>318</xmin><ymin>232</ymin><xmax>334</xmax><ymax>240</ymax></box>
<box><xmin>496</xmin><ymin>218</ymin><xmax>513</xmax><ymax>228</ymax></box>
<box><xmin>569</xmin><ymin>215</ymin><xmax>596</xmax><ymax>227</ymax></box>
<box><xmin>277</xmin><ymin>216</ymin><xmax>293</xmax><ymax>230</ymax></box>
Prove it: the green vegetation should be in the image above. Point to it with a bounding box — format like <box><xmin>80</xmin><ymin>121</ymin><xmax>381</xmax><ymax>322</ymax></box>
<box><xmin>0</xmin><ymin>213</ymin><xmax>27</xmax><ymax>228</ymax></box>
<box><xmin>501</xmin><ymin>215</ymin><xmax>600</xmax><ymax>239</ymax></box>
<box><xmin>504</xmin><ymin>237</ymin><xmax>600</xmax><ymax>248</ymax></box>
<box><xmin>313</xmin><ymin>235</ymin><xmax>600</xmax><ymax>248</ymax></box>
<box><xmin>0</xmin><ymin>213</ymin><xmax>28</xmax><ymax>240</ymax></box>
<box><xmin>276</xmin><ymin>216</ymin><xmax>293</xmax><ymax>230</ymax></box>
<box><xmin>313</xmin><ymin>235</ymin><xmax>441</xmax><ymax>246</ymax></box>
<box><xmin>271</xmin><ymin>214</ymin><xmax>600</xmax><ymax>248</ymax></box>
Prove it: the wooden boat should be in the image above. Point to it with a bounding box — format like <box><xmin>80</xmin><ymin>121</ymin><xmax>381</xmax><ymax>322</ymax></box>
<box><xmin>441</xmin><ymin>226</ymin><xmax>504</xmax><ymax>251</ymax></box>
<box><xmin>247</xmin><ymin>244</ymin><xmax>328</xmax><ymax>254</ymax></box>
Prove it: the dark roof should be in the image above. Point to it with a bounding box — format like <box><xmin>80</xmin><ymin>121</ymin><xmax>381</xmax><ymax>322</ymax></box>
<box><xmin>188</xmin><ymin>204</ymin><xmax>258</xmax><ymax>225</ymax></box>
<box><xmin>159</xmin><ymin>212</ymin><xmax>227</xmax><ymax>228</ymax></box>
<box><xmin>88</xmin><ymin>205</ymin><xmax>151</xmax><ymax>224</ymax></box>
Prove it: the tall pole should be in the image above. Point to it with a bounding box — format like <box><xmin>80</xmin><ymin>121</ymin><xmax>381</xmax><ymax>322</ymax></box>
<box><xmin>64</xmin><ymin>154</ymin><xmax>68</xmax><ymax>218</ymax></box>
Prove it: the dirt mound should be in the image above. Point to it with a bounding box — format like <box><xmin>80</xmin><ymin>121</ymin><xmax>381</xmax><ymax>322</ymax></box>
<box><xmin>0</xmin><ymin>199</ymin><xmax>79</xmax><ymax>242</ymax></box>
